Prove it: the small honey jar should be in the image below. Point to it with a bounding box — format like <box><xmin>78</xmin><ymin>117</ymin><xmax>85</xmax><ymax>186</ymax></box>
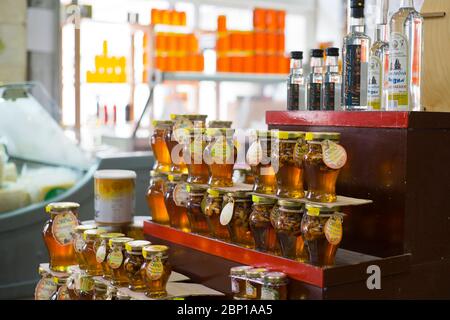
<box><xmin>245</xmin><ymin>268</ymin><xmax>268</xmax><ymax>300</ymax></box>
<box><xmin>186</xmin><ymin>184</ymin><xmax>209</xmax><ymax>235</ymax></box>
<box><xmin>142</xmin><ymin>245</ymin><xmax>172</xmax><ymax>299</ymax></box>
<box><xmin>222</xmin><ymin>192</ymin><xmax>254</xmax><ymax>248</ymax></box>
<box><xmin>184</xmin><ymin>127</ymin><xmax>209</xmax><ymax>184</ymax></box>
<box><xmin>230</xmin><ymin>266</ymin><xmax>253</xmax><ymax>299</ymax></box>
<box><xmin>81</xmin><ymin>228</ymin><xmax>107</xmax><ymax>276</ymax></box>
<box><xmin>164</xmin><ymin>174</ymin><xmax>191</xmax><ymax>232</ymax></box>
<box><xmin>94</xmin><ymin>280</ymin><xmax>109</xmax><ymax>300</ymax></box>
<box><xmin>146</xmin><ymin>170</ymin><xmax>170</xmax><ymax>225</ymax></box>
<box><xmin>108</xmin><ymin>237</ymin><xmax>134</xmax><ymax>286</ymax></box>
<box><xmin>249</xmin><ymin>195</ymin><xmax>278</xmax><ymax>253</ymax></box>
<box><xmin>124</xmin><ymin>240</ymin><xmax>152</xmax><ymax>291</ymax></box>
<box><xmin>34</xmin><ymin>267</ymin><xmax>57</xmax><ymax>300</ymax></box>
<box><xmin>261</xmin><ymin>272</ymin><xmax>288</xmax><ymax>300</ymax></box>
<box><xmin>204</xmin><ymin>188</ymin><xmax>229</xmax><ymax>240</ymax></box>
<box><xmin>72</xmin><ymin>224</ymin><xmax>97</xmax><ymax>271</ymax></box>
<box><xmin>151</xmin><ymin>120</ymin><xmax>174</xmax><ymax>173</ymax></box>
<box><xmin>96</xmin><ymin>232</ymin><xmax>125</xmax><ymax>280</ymax></box>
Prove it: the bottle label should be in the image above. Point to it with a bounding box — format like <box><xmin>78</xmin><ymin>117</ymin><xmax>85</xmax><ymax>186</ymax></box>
<box><xmin>368</xmin><ymin>56</ymin><xmax>382</xmax><ymax>110</ymax></box>
<box><xmin>246</xmin><ymin>281</ymin><xmax>256</xmax><ymax>298</ymax></box>
<box><xmin>146</xmin><ymin>257</ymin><xmax>164</xmax><ymax>280</ymax></box>
<box><xmin>388</xmin><ymin>32</ymin><xmax>409</xmax><ymax>109</ymax></box>
<box><xmin>325</xmin><ymin>215</ymin><xmax>343</xmax><ymax>245</ymax></box>
<box><xmin>321</xmin><ymin>140</ymin><xmax>347</xmax><ymax>169</ymax></box>
<box><xmin>96</xmin><ymin>244</ymin><xmax>107</xmax><ymax>263</ymax></box>
<box><xmin>34</xmin><ymin>278</ymin><xmax>57</xmax><ymax>300</ymax></box>
<box><xmin>231</xmin><ymin>278</ymin><xmax>239</xmax><ymax>293</ymax></box>
<box><xmin>308</xmin><ymin>83</ymin><xmax>321</xmax><ymax>110</ymax></box>
<box><xmin>107</xmin><ymin>250</ymin><xmax>123</xmax><ymax>269</ymax></box>
<box><xmin>344</xmin><ymin>44</ymin><xmax>367</xmax><ymax>107</ymax></box>
<box><xmin>173</xmin><ymin>183</ymin><xmax>189</xmax><ymax>207</ymax></box>
<box><xmin>52</xmin><ymin>212</ymin><xmax>79</xmax><ymax>246</ymax></box>
<box><xmin>261</xmin><ymin>286</ymin><xmax>279</xmax><ymax>300</ymax></box>
<box><xmin>246</xmin><ymin>141</ymin><xmax>263</xmax><ymax>166</ymax></box>
<box><xmin>323</xmin><ymin>82</ymin><xmax>336</xmax><ymax>111</ymax></box>
<box><xmin>287</xmin><ymin>84</ymin><xmax>300</xmax><ymax>110</ymax></box>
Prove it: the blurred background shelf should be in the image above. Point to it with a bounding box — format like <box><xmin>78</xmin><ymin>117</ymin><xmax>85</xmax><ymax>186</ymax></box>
<box><xmin>159</xmin><ymin>71</ymin><xmax>287</xmax><ymax>83</ymax></box>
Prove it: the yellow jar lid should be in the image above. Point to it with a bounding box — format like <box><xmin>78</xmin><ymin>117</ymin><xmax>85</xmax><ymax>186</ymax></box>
<box><xmin>252</xmin><ymin>195</ymin><xmax>276</xmax><ymax>204</ymax></box>
<box><xmin>207</xmin><ymin>188</ymin><xmax>224</xmax><ymax>197</ymax></box>
<box><xmin>186</xmin><ymin>184</ymin><xmax>208</xmax><ymax>193</ymax></box>
<box><xmin>45</xmin><ymin>202</ymin><xmax>80</xmax><ymax>213</ymax></box>
<box><xmin>53</xmin><ymin>276</ymin><xmax>68</xmax><ymax>285</ymax></box>
<box><xmin>305</xmin><ymin>132</ymin><xmax>340</xmax><ymax>142</ymax></box>
<box><xmin>263</xmin><ymin>272</ymin><xmax>288</xmax><ymax>285</ymax></box>
<box><xmin>150</xmin><ymin>170</ymin><xmax>164</xmax><ymax>178</ymax></box>
<box><xmin>142</xmin><ymin>245</ymin><xmax>169</xmax><ymax>258</ymax></box>
<box><xmin>272</xmin><ymin>131</ymin><xmax>305</xmax><ymax>140</ymax></box>
<box><xmin>152</xmin><ymin>120</ymin><xmax>174</xmax><ymax>127</ymax></box>
<box><xmin>108</xmin><ymin>237</ymin><xmax>133</xmax><ymax>248</ymax></box>
<box><xmin>230</xmin><ymin>266</ymin><xmax>253</xmax><ymax>276</ymax></box>
<box><xmin>245</xmin><ymin>267</ymin><xmax>269</xmax><ymax>279</ymax></box>
<box><xmin>83</xmin><ymin>228</ymin><xmax>107</xmax><ymax>240</ymax></box>
<box><xmin>73</xmin><ymin>224</ymin><xmax>97</xmax><ymax>234</ymax></box>
<box><xmin>168</xmin><ymin>174</ymin><xmax>186</xmax><ymax>182</ymax></box>
<box><xmin>205</xmin><ymin>128</ymin><xmax>235</xmax><ymax>137</ymax></box>
<box><xmin>125</xmin><ymin>240</ymin><xmax>152</xmax><ymax>253</ymax></box>
<box><xmin>208</xmin><ymin>120</ymin><xmax>232</xmax><ymax>128</ymax></box>
<box><xmin>226</xmin><ymin>191</ymin><xmax>250</xmax><ymax>199</ymax></box>
<box><xmin>256</xmin><ymin>130</ymin><xmax>272</xmax><ymax>138</ymax></box>
<box><xmin>277</xmin><ymin>199</ymin><xmax>303</xmax><ymax>208</ymax></box>
<box><xmin>170</xmin><ymin>114</ymin><xmax>208</xmax><ymax>122</ymax></box>
<box><xmin>305</xmin><ymin>203</ymin><xmax>340</xmax><ymax>216</ymax></box>
<box><xmin>100</xmin><ymin>232</ymin><xmax>125</xmax><ymax>240</ymax></box>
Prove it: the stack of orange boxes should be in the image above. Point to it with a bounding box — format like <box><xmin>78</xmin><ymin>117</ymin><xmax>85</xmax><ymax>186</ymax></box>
<box><xmin>216</xmin><ymin>8</ymin><xmax>289</xmax><ymax>74</ymax></box>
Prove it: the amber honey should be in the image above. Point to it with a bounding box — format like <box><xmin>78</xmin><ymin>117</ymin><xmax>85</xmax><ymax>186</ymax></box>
<box><xmin>124</xmin><ymin>240</ymin><xmax>151</xmax><ymax>291</ymax></box>
<box><xmin>142</xmin><ymin>245</ymin><xmax>172</xmax><ymax>299</ymax></box>
<box><xmin>146</xmin><ymin>171</ymin><xmax>170</xmax><ymax>225</ymax></box>
<box><xmin>184</xmin><ymin>128</ymin><xmax>209</xmax><ymax>184</ymax></box>
<box><xmin>272</xmin><ymin>131</ymin><xmax>306</xmax><ymax>199</ymax></box>
<box><xmin>151</xmin><ymin>120</ymin><xmax>173</xmax><ymax>173</ymax></box>
<box><xmin>43</xmin><ymin>202</ymin><xmax>80</xmax><ymax>272</ymax></box>
<box><xmin>186</xmin><ymin>185</ymin><xmax>209</xmax><ymax>235</ymax></box>
<box><xmin>96</xmin><ymin>232</ymin><xmax>125</xmax><ymax>280</ymax></box>
<box><xmin>230</xmin><ymin>266</ymin><xmax>252</xmax><ymax>299</ymax></box>
<box><xmin>108</xmin><ymin>237</ymin><xmax>134</xmax><ymax>286</ymax></box>
<box><xmin>72</xmin><ymin>224</ymin><xmax>97</xmax><ymax>271</ymax></box>
<box><xmin>249</xmin><ymin>195</ymin><xmax>278</xmax><ymax>253</ymax></box>
<box><xmin>303</xmin><ymin>132</ymin><xmax>343</xmax><ymax>203</ymax></box>
<box><xmin>205</xmin><ymin>128</ymin><xmax>236</xmax><ymax>187</ymax></box>
<box><xmin>204</xmin><ymin>189</ymin><xmax>229</xmax><ymax>240</ymax></box>
<box><xmin>164</xmin><ymin>174</ymin><xmax>191</xmax><ymax>232</ymax></box>
<box><xmin>82</xmin><ymin>229</ymin><xmax>107</xmax><ymax>276</ymax></box>
<box><xmin>245</xmin><ymin>268</ymin><xmax>268</xmax><ymax>300</ymax></box>
<box><xmin>224</xmin><ymin>192</ymin><xmax>254</xmax><ymax>248</ymax></box>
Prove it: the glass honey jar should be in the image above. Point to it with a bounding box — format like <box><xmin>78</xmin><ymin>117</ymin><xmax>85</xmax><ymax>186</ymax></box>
<box><xmin>108</xmin><ymin>237</ymin><xmax>134</xmax><ymax>286</ymax></box>
<box><xmin>186</xmin><ymin>184</ymin><xmax>209</xmax><ymax>235</ymax></box>
<box><xmin>204</xmin><ymin>188</ymin><xmax>229</xmax><ymax>240</ymax></box>
<box><xmin>142</xmin><ymin>245</ymin><xmax>172</xmax><ymax>299</ymax></box>
<box><xmin>94</xmin><ymin>280</ymin><xmax>108</xmax><ymax>300</ymax></box>
<box><xmin>51</xmin><ymin>276</ymin><xmax>71</xmax><ymax>300</ymax></box>
<box><xmin>230</xmin><ymin>266</ymin><xmax>252</xmax><ymax>300</ymax></box>
<box><xmin>204</xmin><ymin>128</ymin><xmax>236</xmax><ymax>187</ymax></box>
<box><xmin>124</xmin><ymin>240</ymin><xmax>152</xmax><ymax>291</ymax></box>
<box><xmin>261</xmin><ymin>272</ymin><xmax>288</xmax><ymax>300</ymax></box>
<box><xmin>151</xmin><ymin>120</ymin><xmax>174</xmax><ymax>173</ymax></box>
<box><xmin>34</xmin><ymin>268</ymin><xmax>57</xmax><ymax>300</ymax></box>
<box><xmin>184</xmin><ymin>127</ymin><xmax>209</xmax><ymax>184</ymax></box>
<box><xmin>303</xmin><ymin>132</ymin><xmax>346</xmax><ymax>203</ymax></box>
<box><xmin>222</xmin><ymin>192</ymin><xmax>254</xmax><ymax>248</ymax></box>
<box><xmin>72</xmin><ymin>224</ymin><xmax>97</xmax><ymax>271</ymax></box>
<box><xmin>272</xmin><ymin>131</ymin><xmax>306</xmax><ymax>199</ymax></box>
<box><xmin>164</xmin><ymin>174</ymin><xmax>191</xmax><ymax>232</ymax></box>
<box><xmin>146</xmin><ymin>170</ymin><xmax>170</xmax><ymax>225</ymax></box>
<box><xmin>208</xmin><ymin>120</ymin><xmax>232</xmax><ymax>128</ymax></box>
<box><xmin>82</xmin><ymin>228</ymin><xmax>107</xmax><ymax>276</ymax></box>
<box><xmin>247</xmin><ymin>130</ymin><xmax>277</xmax><ymax>195</ymax></box>
<box><xmin>166</xmin><ymin>114</ymin><xmax>207</xmax><ymax>174</ymax></box>
<box><xmin>78</xmin><ymin>275</ymin><xmax>95</xmax><ymax>300</ymax></box>
<box><xmin>245</xmin><ymin>268</ymin><xmax>268</xmax><ymax>300</ymax></box>
<box><xmin>96</xmin><ymin>232</ymin><xmax>125</xmax><ymax>280</ymax></box>
<box><xmin>43</xmin><ymin>202</ymin><xmax>80</xmax><ymax>272</ymax></box>
<box><xmin>273</xmin><ymin>200</ymin><xmax>308</xmax><ymax>261</ymax></box>
<box><xmin>301</xmin><ymin>204</ymin><xmax>344</xmax><ymax>267</ymax></box>
<box><xmin>249</xmin><ymin>195</ymin><xmax>278</xmax><ymax>253</ymax></box>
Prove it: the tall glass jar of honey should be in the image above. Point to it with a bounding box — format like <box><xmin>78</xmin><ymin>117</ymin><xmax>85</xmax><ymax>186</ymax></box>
<box><xmin>301</xmin><ymin>204</ymin><xmax>344</xmax><ymax>267</ymax></box>
<box><xmin>249</xmin><ymin>195</ymin><xmax>278</xmax><ymax>253</ymax></box>
<box><xmin>151</xmin><ymin>120</ymin><xmax>173</xmax><ymax>173</ymax></box>
<box><xmin>142</xmin><ymin>245</ymin><xmax>172</xmax><ymax>299</ymax></box>
<box><xmin>72</xmin><ymin>224</ymin><xmax>97</xmax><ymax>271</ymax></box>
<box><xmin>222</xmin><ymin>192</ymin><xmax>254</xmax><ymax>248</ymax></box>
<box><xmin>272</xmin><ymin>131</ymin><xmax>306</xmax><ymax>199</ymax></box>
<box><xmin>204</xmin><ymin>188</ymin><xmax>229</xmax><ymax>240</ymax></box>
<box><xmin>184</xmin><ymin>128</ymin><xmax>209</xmax><ymax>184</ymax></box>
<box><xmin>146</xmin><ymin>171</ymin><xmax>170</xmax><ymax>225</ymax></box>
<box><xmin>81</xmin><ymin>229</ymin><xmax>107</xmax><ymax>276</ymax></box>
<box><xmin>124</xmin><ymin>240</ymin><xmax>151</xmax><ymax>291</ymax></box>
<box><xmin>273</xmin><ymin>200</ymin><xmax>308</xmax><ymax>261</ymax></box>
<box><xmin>303</xmin><ymin>132</ymin><xmax>346</xmax><ymax>203</ymax></box>
<box><xmin>247</xmin><ymin>130</ymin><xmax>277</xmax><ymax>195</ymax></box>
<box><xmin>43</xmin><ymin>202</ymin><xmax>81</xmax><ymax>272</ymax></box>
<box><xmin>165</xmin><ymin>114</ymin><xmax>207</xmax><ymax>174</ymax></box>
<box><xmin>96</xmin><ymin>232</ymin><xmax>125</xmax><ymax>280</ymax></box>
<box><xmin>186</xmin><ymin>184</ymin><xmax>209</xmax><ymax>235</ymax></box>
<box><xmin>204</xmin><ymin>128</ymin><xmax>236</xmax><ymax>187</ymax></box>
<box><xmin>164</xmin><ymin>174</ymin><xmax>191</xmax><ymax>232</ymax></box>
<box><xmin>108</xmin><ymin>237</ymin><xmax>134</xmax><ymax>286</ymax></box>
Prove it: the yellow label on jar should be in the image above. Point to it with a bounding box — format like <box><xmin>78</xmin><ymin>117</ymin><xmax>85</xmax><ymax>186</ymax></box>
<box><xmin>322</xmin><ymin>140</ymin><xmax>347</xmax><ymax>170</ymax></box>
<box><xmin>107</xmin><ymin>250</ymin><xmax>123</xmax><ymax>269</ymax></box>
<box><xmin>52</xmin><ymin>212</ymin><xmax>79</xmax><ymax>246</ymax></box>
<box><xmin>96</xmin><ymin>245</ymin><xmax>106</xmax><ymax>263</ymax></box>
<box><xmin>34</xmin><ymin>278</ymin><xmax>57</xmax><ymax>300</ymax></box>
<box><xmin>146</xmin><ymin>257</ymin><xmax>163</xmax><ymax>280</ymax></box>
<box><xmin>325</xmin><ymin>216</ymin><xmax>343</xmax><ymax>245</ymax></box>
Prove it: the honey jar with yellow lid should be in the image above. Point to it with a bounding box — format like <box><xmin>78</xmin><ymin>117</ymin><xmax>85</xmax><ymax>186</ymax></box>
<box><xmin>249</xmin><ymin>195</ymin><xmax>278</xmax><ymax>253</ymax></box>
<box><xmin>108</xmin><ymin>237</ymin><xmax>134</xmax><ymax>286</ymax></box>
<box><xmin>230</xmin><ymin>266</ymin><xmax>253</xmax><ymax>300</ymax></box>
<box><xmin>186</xmin><ymin>184</ymin><xmax>209</xmax><ymax>235</ymax></box>
<box><xmin>43</xmin><ymin>202</ymin><xmax>80</xmax><ymax>272</ymax></box>
<box><xmin>151</xmin><ymin>120</ymin><xmax>174</xmax><ymax>173</ymax></box>
<box><xmin>142</xmin><ymin>245</ymin><xmax>172</xmax><ymax>299</ymax></box>
<box><xmin>222</xmin><ymin>191</ymin><xmax>254</xmax><ymax>248</ymax></box>
<box><xmin>96</xmin><ymin>232</ymin><xmax>125</xmax><ymax>280</ymax></box>
<box><xmin>183</xmin><ymin>127</ymin><xmax>209</xmax><ymax>184</ymax></box>
<box><xmin>164</xmin><ymin>173</ymin><xmax>191</xmax><ymax>232</ymax></box>
<box><xmin>245</xmin><ymin>267</ymin><xmax>268</xmax><ymax>300</ymax></box>
<box><xmin>146</xmin><ymin>170</ymin><xmax>170</xmax><ymax>225</ymax></box>
<box><xmin>72</xmin><ymin>224</ymin><xmax>97</xmax><ymax>271</ymax></box>
<box><xmin>81</xmin><ymin>228</ymin><xmax>107</xmax><ymax>276</ymax></box>
<box><xmin>124</xmin><ymin>240</ymin><xmax>152</xmax><ymax>291</ymax></box>
<box><xmin>261</xmin><ymin>272</ymin><xmax>288</xmax><ymax>300</ymax></box>
<box><xmin>204</xmin><ymin>188</ymin><xmax>229</xmax><ymax>240</ymax></box>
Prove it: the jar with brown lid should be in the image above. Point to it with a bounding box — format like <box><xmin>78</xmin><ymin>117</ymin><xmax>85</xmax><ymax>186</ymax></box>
<box><xmin>108</xmin><ymin>237</ymin><xmax>134</xmax><ymax>286</ymax></box>
<box><xmin>142</xmin><ymin>245</ymin><xmax>172</xmax><ymax>299</ymax></box>
<box><xmin>96</xmin><ymin>232</ymin><xmax>125</xmax><ymax>280</ymax></box>
<box><xmin>124</xmin><ymin>240</ymin><xmax>152</xmax><ymax>291</ymax></box>
<box><xmin>81</xmin><ymin>228</ymin><xmax>107</xmax><ymax>276</ymax></box>
<box><xmin>146</xmin><ymin>170</ymin><xmax>170</xmax><ymax>225</ymax></box>
<box><xmin>151</xmin><ymin>120</ymin><xmax>173</xmax><ymax>173</ymax></box>
<box><xmin>208</xmin><ymin>120</ymin><xmax>232</xmax><ymax>128</ymax></box>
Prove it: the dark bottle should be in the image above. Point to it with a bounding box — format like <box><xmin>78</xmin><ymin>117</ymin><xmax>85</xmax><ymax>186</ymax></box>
<box><xmin>322</xmin><ymin>47</ymin><xmax>342</xmax><ymax>111</ymax></box>
<box><xmin>287</xmin><ymin>51</ymin><xmax>305</xmax><ymax>111</ymax></box>
<box><xmin>306</xmin><ymin>49</ymin><xmax>324</xmax><ymax>111</ymax></box>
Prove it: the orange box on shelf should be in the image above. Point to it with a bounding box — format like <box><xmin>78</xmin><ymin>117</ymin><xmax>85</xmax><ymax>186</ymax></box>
<box><xmin>188</xmin><ymin>34</ymin><xmax>199</xmax><ymax>53</ymax></box>
<box><xmin>171</xmin><ymin>11</ymin><xmax>181</xmax><ymax>26</ymax></box>
<box><xmin>178</xmin><ymin>56</ymin><xmax>188</xmax><ymax>71</ymax></box>
<box><xmin>180</xmin><ymin>12</ymin><xmax>187</xmax><ymax>26</ymax></box>
<box><xmin>155</xmin><ymin>33</ymin><xmax>166</xmax><ymax>52</ymax></box>
<box><xmin>162</xmin><ymin>10</ymin><xmax>171</xmax><ymax>25</ymax></box>
<box><xmin>276</xmin><ymin>33</ymin><xmax>285</xmax><ymax>53</ymax></box>
<box><xmin>177</xmin><ymin>34</ymin><xmax>188</xmax><ymax>53</ymax></box>
<box><xmin>280</xmin><ymin>55</ymin><xmax>290</xmax><ymax>74</ymax></box>
<box><xmin>217</xmin><ymin>34</ymin><xmax>230</xmax><ymax>52</ymax></box>
<box><xmin>266</xmin><ymin>32</ymin><xmax>277</xmax><ymax>53</ymax></box>
<box><xmin>267</xmin><ymin>55</ymin><xmax>277</xmax><ymax>74</ymax></box>
<box><xmin>254</xmin><ymin>31</ymin><xmax>265</xmax><ymax>52</ymax></box>
<box><xmin>253</xmin><ymin>8</ymin><xmax>266</xmax><ymax>30</ymax></box>
<box><xmin>243</xmin><ymin>55</ymin><xmax>255</xmax><ymax>73</ymax></box>
<box><xmin>217</xmin><ymin>56</ymin><xmax>230</xmax><ymax>72</ymax></box>
<box><xmin>167</xmin><ymin>33</ymin><xmax>177</xmax><ymax>52</ymax></box>
<box><xmin>196</xmin><ymin>54</ymin><xmax>204</xmax><ymax>72</ymax></box>
<box><xmin>154</xmin><ymin>56</ymin><xmax>164</xmax><ymax>71</ymax></box>
<box><xmin>151</xmin><ymin>9</ymin><xmax>161</xmax><ymax>25</ymax></box>
<box><xmin>266</xmin><ymin>10</ymin><xmax>277</xmax><ymax>31</ymax></box>
<box><xmin>218</xmin><ymin>15</ymin><xmax>227</xmax><ymax>33</ymax></box>
<box><xmin>242</xmin><ymin>32</ymin><xmax>254</xmax><ymax>52</ymax></box>
<box><xmin>230</xmin><ymin>32</ymin><xmax>244</xmax><ymax>52</ymax></box>
<box><xmin>167</xmin><ymin>56</ymin><xmax>177</xmax><ymax>72</ymax></box>
<box><xmin>255</xmin><ymin>54</ymin><xmax>266</xmax><ymax>73</ymax></box>
<box><xmin>277</xmin><ymin>10</ymin><xmax>286</xmax><ymax>31</ymax></box>
<box><xmin>230</xmin><ymin>56</ymin><xmax>244</xmax><ymax>73</ymax></box>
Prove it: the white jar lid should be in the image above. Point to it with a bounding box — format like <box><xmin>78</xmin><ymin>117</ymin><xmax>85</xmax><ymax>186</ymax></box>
<box><xmin>94</xmin><ymin>170</ymin><xmax>137</xmax><ymax>180</ymax></box>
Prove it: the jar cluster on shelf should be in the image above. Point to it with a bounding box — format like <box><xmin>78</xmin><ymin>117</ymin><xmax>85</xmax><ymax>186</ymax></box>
<box><xmin>39</xmin><ymin>202</ymin><xmax>172</xmax><ymax>300</ymax></box>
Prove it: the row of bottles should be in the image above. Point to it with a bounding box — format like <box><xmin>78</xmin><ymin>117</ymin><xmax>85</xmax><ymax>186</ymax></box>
<box><xmin>287</xmin><ymin>0</ymin><xmax>423</xmax><ymax>111</ymax></box>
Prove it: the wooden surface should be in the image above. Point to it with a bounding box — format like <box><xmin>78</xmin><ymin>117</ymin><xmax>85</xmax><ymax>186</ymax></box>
<box><xmin>422</xmin><ymin>0</ymin><xmax>450</xmax><ymax>111</ymax></box>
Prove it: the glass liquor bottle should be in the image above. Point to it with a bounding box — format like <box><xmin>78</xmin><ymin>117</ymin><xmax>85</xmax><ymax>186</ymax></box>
<box><xmin>387</xmin><ymin>0</ymin><xmax>423</xmax><ymax>111</ymax></box>
<box><xmin>287</xmin><ymin>51</ymin><xmax>306</xmax><ymax>111</ymax></box>
<box><xmin>342</xmin><ymin>0</ymin><xmax>371</xmax><ymax>110</ymax></box>
<box><xmin>306</xmin><ymin>49</ymin><xmax>324</xmax><ymax>111</ymax></box>
<box><xmin>368</xmin><ymin>0</ymin><xmax>389</xmax><ymax>111</ymax></box>
<box><xmin>322</xmin><ymin>47</ymin><xmax>341</xmax><ymax>111</ymax></box>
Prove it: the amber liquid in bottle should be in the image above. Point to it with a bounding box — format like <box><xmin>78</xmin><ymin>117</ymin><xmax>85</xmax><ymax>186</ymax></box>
<box><xmin>303</xmin><ymin>143</ymin><xmax>340</xmax><ymax>203</ymax></box>
<box><xmin>204</xmin><ymin>196</ymin><xmax>230</xmax><ymax>240</ymax></box>
<box><xmin>274</xmin><ymin>208</ymin><xmax>308</xmax><ymax>261</ymax></box>
<box><xmin>206</xmin><ymin>140</ymin><xmax>236</xmax><ymax>187</ymax></box>
<box><xmin>275</xmin><ymin>140</ymin><xmax>304</xmax><ymax>199</ymax></box>
<box><xmin>164</xmin><ymin>183</ymin><xmax>191</xmax><ymax>232</ymax></box>
<box><xmin>165</xmin><ymin>127</ymin><xmax>188</xmax><ymax>174</ymax></box>
<box><xmin>227</xmin><ymin>200</ymin><xmax>255</xmax><ymax>249</ymax></box>
<box><xmin>142</xmin><ymin>260</ymin><xmax>172</xmax><ymax>298</ymax></box>
<box><xmin>249</xmin><ymin>204</ymin><xmax>278</xmax><ymax>253</ymax></box>
<box><xmin>109</xmin><ymin>250</ymin><xmax>129</xmax><ymax>286</ymax></box>
<box><xmin>185</xmin><ymin>135</ymin><xmax>209</xmax><ymax>184</ymax></box>
<box><xmin>250</xmin><ymin>138</ymin><xmax>277</xmax><ymax>194</ymax></box>
<box><xmin>146</xmin><ymin>178</ymin><xmax>170</xmax><ymax>225</ymax></box>
<box><xmin>125</xmin><ymin>254</ymin><xmax>146</xmax><ymax>291</ymax></box>
<box><xmin>186</xmin><ymin>193</ymin><xmax>209</xmax><ymax>235</ymax></box>
<box><xmin>151</xmin><ymin>128</ymin><xmax>172</xmax><ymax>173</ymax></box>
<box><xmin>82</xmin><ymin>241</ymin><xmax>103</xmax><ymax>276</ymax></box>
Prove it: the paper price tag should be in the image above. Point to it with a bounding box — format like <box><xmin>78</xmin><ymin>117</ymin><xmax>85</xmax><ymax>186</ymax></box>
<box><xmin>220</xmin><ymin>201</ymin><xmax>234</xmax><ymax>226</ymax></box>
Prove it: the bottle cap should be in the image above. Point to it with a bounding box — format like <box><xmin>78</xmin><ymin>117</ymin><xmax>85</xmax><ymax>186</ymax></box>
<box><xmin>290</xmin><ymin>51</ymin><xmax>303</xmax><ymax>60</ymax></box>
<box><xmin>326</xmin><ymin>47</ymin><xmax>340</xmax><ymax>57</ymax></box>
<box><xmin>310</xmin><ymin>49</ymin><xmax>324</xmax><ymax>58</ymax></box>
<box><xmin>351</xmin><ymin>0</ymin><xmax>365</xmax><ymax>18</ymax></box>
<box><xmin>45</xmin><ymin>202</ymin><xmax>80</xmax><ymax>214</ymax></box>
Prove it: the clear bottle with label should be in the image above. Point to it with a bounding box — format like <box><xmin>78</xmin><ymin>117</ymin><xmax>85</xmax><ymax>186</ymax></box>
<box><xmin>108</xmin><ymin>237</ymin><xmax>134</xmax><ymax>286</ymax></box>
<box><xmin>71</xmin><ymin>224</ymin><xmax>97</xmax><ymax>271</ymax></box>
<box><xmin>322</xmin><ymin>47</ymin><xmax>342</xmax><ymax>111</ymax></box>
<box><xmin>204</xmin><ymin>188</ymin><xmax>229</xmax><ymax>240</ymax></box>
<box><xmin>124</xmin><ymin>240</ymin><xmax>152</xmax><ymax>291</ymax></box>
<box><xmin>164</xmin><ymin>174</ymin><xmax>191</xmax><ymax>232</ymax></box>
<box><xmin>230</xmin><ymin>266</ymin><xmax>253</xmax><ymax>300</ymax></box>
<box><xmin>306</xmin><ymin>49</ymin><xmax>324</xmax><ymax>111</ymax></box>
<box><xmin>261</xmin><ymin>272</ymin><xmax>288</xmax><ymax>300</ymax></box>
<box><xmin>342</xmin><ymin>0</ymin><xmax>371</xmax><ymax>110</ymax></box>
<box><xmin>146</xmin><ymin>170</ymin><xmax>170</xmax><ymax>225</ymax></box>
<box><xmin>303</xmin><ymin>132</ymin><xmax>345</xmax><ymax>203</ymax></box>
<box><xmin>249</xmin><ymin>195</ymin><xmax>278</xmax><ymax>253</ymax></box>
<box><xmin>223</xmin><ymin>192</ymin><xmax>254</xmax><ymax>248</ymax></box>
<box><xmin>245</xmin><ymin>268</ymin><xmax>268</xmax><ymax>300</ymax></box>
<box><xmin>96</xmin><ymin>232</ymin><xmax>125</xmax><ymax>280</ymax></box>
<box><xmin>287</xmin><ymin>51</ymin><xmax>306</xmax><ymax>111</ymax></box>
<box><xmin>301</xmin><ymin>204</ymin><xmax>344</xmax><ymax>267</ymax></box>
<box><xmin>183</xmin><ymin>128</ymin><xmax>209</xmax><ymax>184</ymax></box>
<box><xmin>368</xmin><ymin>0</ymin><xmax>389</xmax><ymax>111</ymax></box>
<box><xmin>151</xmin><ymin>120</ymin><xmax>173</xmax><ymax>173</ymax></box>
<box><xmin>81</xmin><ymin>229</ymin><xmax>107</xmax><ymax>276</ymax></box>
<box><xmin>186</xmin><ymin>184</ymin><xmax>209</xmax><ymax>235</ymax></box>
<box><xmin>142</xmin><ymin>245</ymin><xmax>172</xmax><ymax>299</ymax></box>
<box><xmin>388</xmin><ymin>0</ymin><xmax>423</xmax><ymax>111</ymax></box>
<box><xmin>43</xmin><ymin>202</ymin><xmax>80</xmax><ymax>272</ymax></box>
